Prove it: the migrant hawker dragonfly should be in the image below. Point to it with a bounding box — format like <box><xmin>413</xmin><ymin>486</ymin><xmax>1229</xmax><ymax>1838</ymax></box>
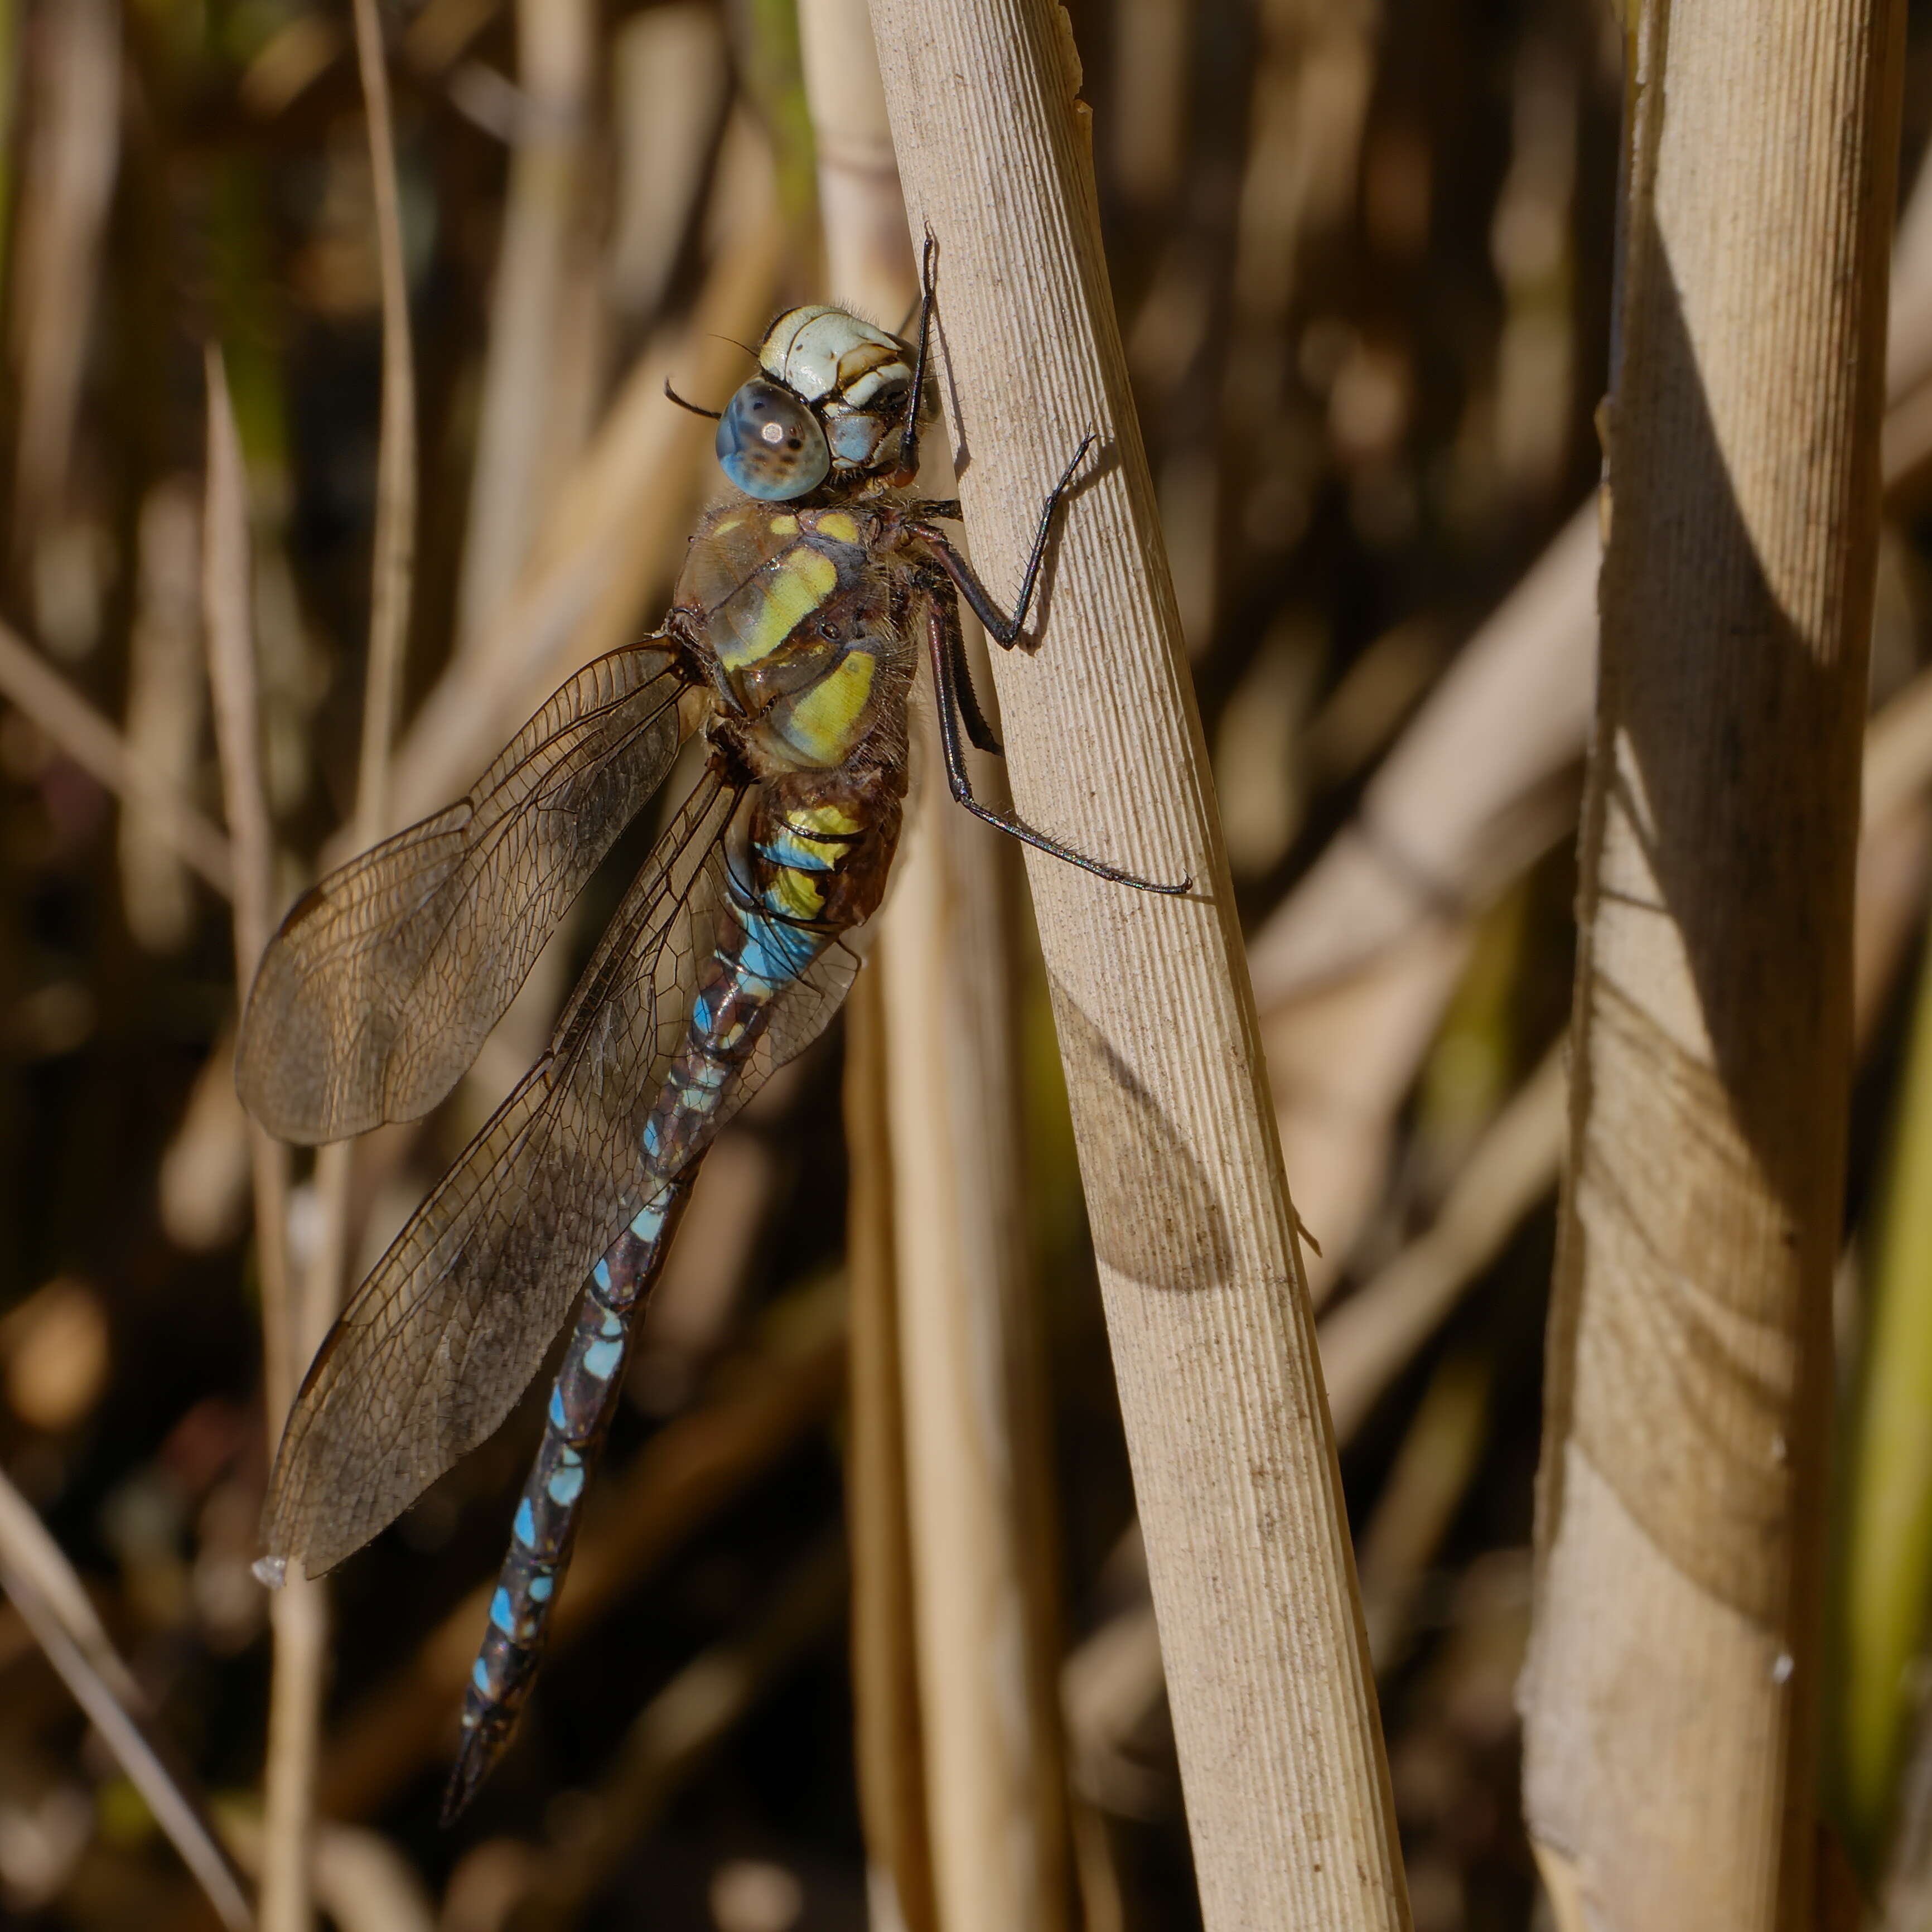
<box><xmin>239</xmin><ymin>239</ymin><xmax>1180</xmax><ymax>1817</ymax></box>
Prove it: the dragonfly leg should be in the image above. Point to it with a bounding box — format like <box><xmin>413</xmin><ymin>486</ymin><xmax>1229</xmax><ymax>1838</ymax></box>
<box><xmin>443</xmin><ymin>1178</ymin><xmax>694</xmax><ymax>1823</ymax></box>
<box><xmin>923</xmin><ymin>581</ymin><xmax>1189</xmax><ymax>896</ymax></box>
<box><xmin>907</xmin><ymin>432</ymin><xmax>1098</xmax><ymax>649</ymax></box>
<box><xmin>941</xmin><ymin>610</ymin><xmax>1003</xmax><ymax>757</ymax></box>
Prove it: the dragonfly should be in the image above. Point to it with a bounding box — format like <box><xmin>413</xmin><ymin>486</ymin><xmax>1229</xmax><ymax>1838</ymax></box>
<box><xmin>238</xmin><ymin>238</ymin><xmax>1182</xmax><ymax>1820</ymax></box>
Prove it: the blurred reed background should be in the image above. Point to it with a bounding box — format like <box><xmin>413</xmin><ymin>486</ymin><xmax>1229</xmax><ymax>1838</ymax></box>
<box><xmin>1</xmin><ymin>0</ymin><xmax>1931</xmax><ymax>1927</ymax></box>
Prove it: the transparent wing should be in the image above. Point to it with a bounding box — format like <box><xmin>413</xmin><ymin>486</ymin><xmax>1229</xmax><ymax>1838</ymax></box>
<box><xmin>260</xmin><ymin>770</ymin><xmax>735</xmax><ymax>1577</ymax></box>
<box><xmin>744</xmin><ymin>930</ymin><xmax>865</xmax><ymax>1085</ymax></box>
<box><xmin>237</xmin><ymin>643</ymin><xmax>693</xmax><ymax>1144</ymax></box>
<box><xmin>258</xmin><ymin>773</ymin><xmax>872</xmax><ymax>1579</ymax></box>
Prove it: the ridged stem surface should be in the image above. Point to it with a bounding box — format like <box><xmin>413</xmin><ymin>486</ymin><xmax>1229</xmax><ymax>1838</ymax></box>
<box><xmin>1520</xmin><ymin>2</ymin><xmax>1904</xmax><ymax>1924</ymax></box>
<box><xmin>867</xmin><ymin>5</ymin><xmax>1409</xmax><ymax>1924</ymax></box>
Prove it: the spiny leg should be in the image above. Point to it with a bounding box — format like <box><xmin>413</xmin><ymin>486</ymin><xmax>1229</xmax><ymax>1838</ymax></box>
<box><xmin>901</xmin><ymin>439</ymin><xmax>1094</xmax><ymax>753</ymax></box>
<box><xmin>908</xmin><ymin>432</ymin><xmax>1096</xmax><ymax>650</ymax></box>
<box><xmin>942</xmin><ymin>605</ymin><xmax>1003</xmax><ymax>756</ymax></box>
<box><xmin>922</xmin><ymin>579</ymin><xmax>1188</xmax><ymax>896</ymax></box>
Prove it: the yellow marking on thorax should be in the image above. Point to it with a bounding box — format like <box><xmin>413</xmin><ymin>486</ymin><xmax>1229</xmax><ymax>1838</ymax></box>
<box><xmin>769</xmin><ymin>513</ymin><xmax>799</xmax><ymax>534</ymax></box>
<box><xmin>769</xmin><ymin>867</ymin><xmax>828</xmax><ymax>921</ymax></box>
<box><xmin>813</xmin><ymin>510</ymin><xmax>860</xmax><ymax>544</ymax></box>
<box><xmin>784</xmin><ymin>650</ymin><xmax>877</xmax><ymax>762</ymax></box>
<box><xmin>721</xmin><ymin>545</ymin><xmax>839</xmax><ymax>669</ymax></box>
<box><xmin>713</xmin><ymin>514</ymin><xmax>743</xmax><ymax>535</ymax></box>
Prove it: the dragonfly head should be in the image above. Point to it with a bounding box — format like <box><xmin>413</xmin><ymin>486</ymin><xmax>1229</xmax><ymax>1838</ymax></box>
<box><xmin>716</xmin><ymin>306</ymin><xmax>921</xmax><ymax>500</ymax></box>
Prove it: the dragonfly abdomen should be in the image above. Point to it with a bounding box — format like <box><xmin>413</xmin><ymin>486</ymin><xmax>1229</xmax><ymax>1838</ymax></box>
<box><xmin>445</xmin><ymin>875</ymin><xmax>838</xmax><ymax>1818</ymax></box>
<box><xmin>445</xmin><ymin>1181</ymin><xmax>692</xmax><ymax>1819</ymax></box>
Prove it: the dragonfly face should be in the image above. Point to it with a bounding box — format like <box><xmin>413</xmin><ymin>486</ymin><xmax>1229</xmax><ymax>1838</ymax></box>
<box><xmin>239</xmin><ymin>239</ymin><xmax>1180</xmax><ymax>1824</ymax></box>
<box><xmin>716</xmin><ymin>306</ymin><xmax>920</xmax><ymax>499</ymax></box>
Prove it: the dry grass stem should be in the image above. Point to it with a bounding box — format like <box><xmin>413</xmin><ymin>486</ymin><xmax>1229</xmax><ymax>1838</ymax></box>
<box><xmin>247</xmin><ymin>10</ymin><xmax>419</xmax><ymax>1924</ymax></box>
<box><xmin>202</xmin><ymin>351</ymin><xmax>294</xmax><ymax>1410</ymax></box>
<box><xmin>296</xmin><ymin>0</ymin><xmax>421</xmax><ymax>1433</ymax></box>
<box><xmin>451</xmin><ymin>0</ymin><xmax>593</xmax><ymax>660</ymax></box>
<box><xmin>1353</xmin><ymin>1354</ymin><xmax>1495</xmax><ymax>1668</ymax></box>
<box><xmin>1263</xmin><ymin>922</ymin><xmax>1478</xmax><ymax>1303</ymax></box>
<box><xmin>120</xmin><ymin>477</ymin><xmax>207</xmax><ymax>952</ymax></box>
<box><xmin>9</xmin><ymin>0</ymin><xmax>116</xmax><ymax>545</ymax></box>
<box><xmin>841</xmin><ymin>975</ymin><xmax>939</xmax><ymax>1932</ymax></box>
<box><xmin>205</xmin><ymin>352</ymin><xmax>317</xmax><ymax>1932</ymax></box>
<box><xmin>219</xmin><ymin>1816</ymin><xmax>433</xmax><ymax>1932</ymax></box>
<box><xmin>1254</xmin><ymin>186</ymin><xmax>1932</xmax><ymax>1301</ymax></box>
<box><xmin>347</xmin><ymin>0</ymin><xmax>417</xmax><ymax>855</ymax></box>
<box><xmin>0</xmin><ymin>1469</ymin><xmax>254</xmax><ymax>1930</ymax></box>
<box><xmin>1248</xmin><ymin>504</ymin><xmax>1599</xmax><ymax>1008</ymax></box>
<box><xmin>1320</xmin><ymin>1047</ymin><xmax>1567</xmax><ymax>1443</ymax></box>
<box><xmin>0</xmin><ymin>618</ymin><xmax>232</xmax><ymax>894</ymax></box>
<box><xmin>1519</xmin><ymin>1</ymin><xmax>1905</xmax><ymax>1921</ymax></box>
<box><xmin>805</xmin><ymin>4</ymin><xmax>1072</xmax><ymax>1924</ymax></box>
<box><xmin>868</xmin><ymin>4</ymin><xmax>1408</xmax><ymax>1923</ymax></box>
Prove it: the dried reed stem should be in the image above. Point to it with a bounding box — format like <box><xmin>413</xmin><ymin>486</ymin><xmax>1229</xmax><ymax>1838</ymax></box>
<box><xmin>9</xmin><ymin>0</ymin><xmax>116</xmax><ymax>544</ymax></box>
<box><xmin>1520</xmin><ymin>2</ymin><xmax>1905</xmax><ymax>1923</ymax></box>
<box><xmin>347</xmin><ymin>0</ymin><xmax>416</xmax><ymax>857</ymax></box>
<box><xmin>805</xmin><ymin>3</ymin><xmax>1070</xmax><ymax>1923</ymax></box>
<box><xmin>203</xmin><ymin>351</ymin><xmax>294</xmax><ymax>1419</ymax></box>
<box><xmin>842</xmin><ymin>977</ymin><xmax>938</xmax><ymax>1932</ymax></box>
<box><xmin>0</xmin><ymin>1467</ymin><xmax>254</xmax><ymax>1929</ymax></box>
<box><xmin>1320</xmin><ymin>1045</ymin><xmax>1566</xmax><ymax>1443</ymax></box>
<box><xmin>206</xmin><ymin>352</ymin><xmax>316</xmax><ymax>1932</ymax></box>
<box><xmin>867</xmin><ymin>6</ymin><xmax>1408</xmax><ymax>1924</ymax></box>
<box><xmin>251</xmin><ymin>9</ymin><xmax>416</xmax><ymax>1923</ymax></box>
<box><xmin>1252</xmin><ymin>181</ymin><xmax>1932</xmax><ymax>1300</ymax></box>
<box><xmin>0</xmin><ymin>616</ymin><xmax>233</xmax><ymax>892</ymax></box>
<box><xmin>207</xmin><ymin>436</ymin><xmax>318</xmax><ymax>1932</ymax></box>
<box><xmin>300</xmin><ymin>0</ymin><xmax>419</xmax><ymax>1389</ymax></box>
<box><xmin>451</xmin><ymin>0</ymin><xmax>592</xmax><ymax>659</ymax></box>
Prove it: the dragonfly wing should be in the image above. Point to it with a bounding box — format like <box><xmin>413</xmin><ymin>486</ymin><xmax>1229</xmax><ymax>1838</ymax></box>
<box><xmin>260</xmin><ymin>770</ymin><xmax>745</xmax><ymax>1578</ymax></box>
<box><xmin>238</xmin><ymin>643</ymin><xmax>693</xmax><ymax>1144</ymax></box>
<box><xmin>741</xmin><ymin>931</ymin><xmax>865</xmax><ymax>1089</ymax></box>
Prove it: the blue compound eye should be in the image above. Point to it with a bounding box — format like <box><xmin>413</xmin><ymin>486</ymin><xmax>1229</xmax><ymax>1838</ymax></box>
<box><xmin>716</xmin><ymin>379</ymin><xmax>830</xmax><ymax>500</ymax></box>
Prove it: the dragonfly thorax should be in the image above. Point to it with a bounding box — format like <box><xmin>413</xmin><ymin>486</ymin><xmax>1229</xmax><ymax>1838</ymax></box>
<box><xmin>716</xmin><ymin>305</ymin><xmax>919</xmax><ymax>501</ymax></box>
